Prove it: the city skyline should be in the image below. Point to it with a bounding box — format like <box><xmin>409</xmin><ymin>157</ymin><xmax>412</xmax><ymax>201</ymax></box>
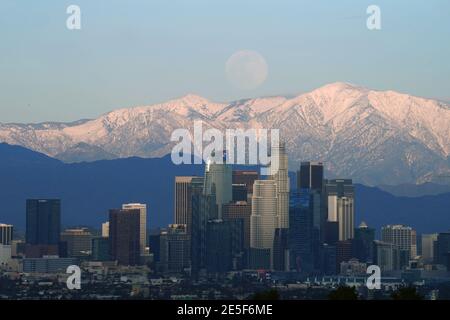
<box><xmin>1</xmin><ymin>0</ymin><xmax>449</xmax><ymax>303</ymax></box>
<box><xmin>2</xmin><ymin>148</ymin><xmax>450</xmax><ymax>301</ymax></box>
<box><xmin>2</xmin><ymin>153</ymin><xmax>449</xmax><ymax>234</ymax></box>
<box><xmin>0</xmin><ymin>156</ymin><xmax>435</xmax><ymax>261</ymax></box>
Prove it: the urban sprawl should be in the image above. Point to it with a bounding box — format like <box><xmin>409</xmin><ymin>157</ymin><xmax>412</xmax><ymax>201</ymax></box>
<box><xmin>1</xmin><ymin>144</ymin><xmax>450</xmax><ymax>300</ymax></box>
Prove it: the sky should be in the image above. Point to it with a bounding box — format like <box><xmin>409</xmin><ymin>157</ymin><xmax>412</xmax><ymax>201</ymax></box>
<box><xmin>0</xmin><ymin>0</ymin><xmax>449</xmax><ymax>123</ymax></box>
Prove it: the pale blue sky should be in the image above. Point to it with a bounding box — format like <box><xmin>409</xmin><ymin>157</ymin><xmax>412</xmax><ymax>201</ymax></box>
<box><xmin>0</xmin><ymin>0</ymin><xmax>449</xmax><ymax>123</ymax></box>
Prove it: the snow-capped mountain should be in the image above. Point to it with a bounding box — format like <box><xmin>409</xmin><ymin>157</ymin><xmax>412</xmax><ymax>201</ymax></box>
<box><xmin>1</xmin><ymin>82</ymin><xmax>449</xmax><ymax>185</ymax></box>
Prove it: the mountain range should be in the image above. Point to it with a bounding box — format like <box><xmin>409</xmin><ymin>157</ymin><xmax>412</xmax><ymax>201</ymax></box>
<box><xmin>1</xmin><ymin>82</ymin><xmax>450</xmax><ymax>186</ymax></box>
<box><xmin>1</xmin><ymin>143</ymin><xmax>450</xmax><ymax>235</ymax></box>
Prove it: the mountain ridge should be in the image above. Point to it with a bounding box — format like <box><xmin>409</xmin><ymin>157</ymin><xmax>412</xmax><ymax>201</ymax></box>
<box><xmin>1</xmin><ymin>82</ymin><xmax>449</xmax><ymax>185</ymax></box>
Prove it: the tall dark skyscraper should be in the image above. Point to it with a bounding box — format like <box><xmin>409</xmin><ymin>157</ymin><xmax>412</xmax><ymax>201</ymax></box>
<box><xmin>223</xmin><ymin>202</ymin><xmax>251</xmax><ymax>249</ymax></box>
<box><xmin>297</xmin><ymin>162</ymin><xmax>327</xmax><ymax>246</ymax></box>
<box><xmin>321</xmin><ymin>244</ymin><xmax>337</xmax><ymax>275</ymax></box>
<box><xmin>324</xmin><ymin>221</ymin><xmax>339</xmax><ymax>245</ymax></box>
<box><xmin>206</xmin><ymin>220</ymin><xmax>232</xmax><ymax>273</ymax></box>
<box><xmin>109</xmin><ymin>208</ymin><xmax>140</xmax><ymax>266</ymax></box>
<box><xmin>160</xmin><ymin>224</ymin><xmax>191</xmax><ymax>274</ymax></box>
<box><xmin>25</xmin><ymin>199</ymin><xmax>61</xmax><ymax>258</ymax></box>
<box><xmin>273</xmin><ymin>227</ymin><xmax>289</xmax><ymax>271</ymax></box>
<box><xmin>434</xmin><ymin>231</ymin><xmax>450</xmax><ymax>270</ymax></box>
<box><xmin>148</xmin><ymin>230</ymin><xmax>162</xmax><ymax>263</ymax></box>
<box><xmin>295</xmin><ymin>162</ymin><xmax>328</xmax><ymax>273</ymax></box>
<box><xmin>191</xmin><ymin>188</ymin><xmax>216</xmax><ymax>274</ymax></box>
<box><xmin>26</xmin><ymin>199</ymin><xmax>61</xmax><ymax>245</ymax></box>
<box><xmin>354</xmin><ymin>221</ymin><xmax>375</xmax><ymax>263</ymax></box>
<box><xmin>297</xmin><ymin>162</ymin><xmax>324</xmax><ymax>191</ymax></box>
<box><xmin>336</xmin><ymin>240</ymin><xmax>354</xmax><ymax>271</ymax></box>
<box><xmin>122</xmin><ymin>203</ymin><xmax>147</xmax><ymax>256</ymax></box>
<box><xmin>289</xmin><ymin>190</ymin><xmax>314</xmax><ymax>273</ymax></box>
<box><xmin>91</xmin><ymin>237</ymin><xmax>110</xmax><ymax>261</ymax></box>
<box><xmin>222</xmin><ymin>203</ymin><xmax>247</xmax><ymax>270</ymax></box>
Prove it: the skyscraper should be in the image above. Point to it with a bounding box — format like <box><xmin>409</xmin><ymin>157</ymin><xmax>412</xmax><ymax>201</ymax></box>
<box><xmin>381</xmin><ymin>224</ymin><xmax>417</xmax><ymax>268</ymax></box>
<box><xmin>91</xmin><ymin>237</ymin><xmax>110</xmax><ymax>261</ymax></box>
<box><xmin>297</xmin><ymin>161</ymin><xmax>328</xmax><ymax>245</ymax></box>
<box><xmin>160</xmin><ymin>224</ymin><xmax>191</xmax><ymax>274</ymax></box>
<box><xmin>203</xmin><ymin>158</ymin><xmax>232</xmax><ymax>220</ymax></box>
<box><xmin>273</xmin><ymin>227</ymin><xmax>289</xmax><ymax>271</ymax></box>
<box><xmin>122</xmin><ymin>203</ymin><xmax>147</xmax><ymax>255</ymax></box>
<box><xmin>421</xmin><ymin>233</ymin><xmax>438</xmax><ymax>264</ymax></box>
<box><xmin>325</xmin><ymin>179</ymin><xmax>355</xmax><ymax>241</ymax></box>
<box><xmin>109</xmin><ymin>208</ymin><xmax>140</xmax><ymax>266</ymax></box>
<box><xmin>101</xmin><ymin>221</ymin><xmax>109</xmax><ymax>237</ymax></box>
<box><xmin>297</xmin><ymin>161</ymin><xmax>326</xmax><ymax>270</ymax></box>
<box><xmin>148</xmin><ymin>230</ymin><xmax>161</xmax><ymax>264</ymax></box>
<box><xmin>373</xmin><ymin>240</ymin><xmax>400</xmax><ymax>272</ymax></box>
<box><xmin>25</xmin><ymin>199</ymin><xmax>61</xmax><ymax>258</ymax></box>
<box><xmin>289</xmin><ymin>190</ymin><xmax>314</xmax><ymax>273</ymax></box>
<box><xmin>324</xmin><ymin>221</ymin><xmax>339</xmax><ymax>245</ymax></box>
<box><xmin>26</xmin><ymin>199</ymin><xmax>61</xmax><ymax>245</ymax></box>
<box><xmin>174</xmin><ymin>176</ymin><xmax>201</xmax><ymax>232</ymax></box>
<box><xmin>297</xmin><ymin>162</ymin><xmax>324</xmax><ymax>191</ymax></box>
<box><xmin>336</xmin><ymin>197</ymin><xmax>354</xmax><ymax>241</ymax></box>
<box><xmin>0</xmin><ymin>245</ymin><xmax>12</xmax><ymax>267</ymax></box>
<box><xmin>60</xmin><ymin>228</ymin><xmax>93</xmax><ymax>258</ymax></box>
<box><xmin>228</xmin><ymin>219</ymin><xmax>245</xmax><ymax>270</ymax></box>
<box><xmin>250</xmin><ymin>180</ymin><xmax>278</xmax><ymax>269</ymax></box>
<box><xmin>223</xmin><ymin>201</ymin><xmax>251</xmax><ymax>249</ymax></box>
<box><xmin>336</xmin><ymin>240</ymin><xmax>354</xmax><ymax>271</ymax></box>
<box><xmin>191</xmin><ymin>182</ymin><xmax>216</xmax><ymax>274</ymax></box>
<box><xmin>309</xmin><ymin>189</ymin><xmax>324</xmax><ymax>268</ymax></box>
<box><xmin>270</xmin><ymin>142</ymin><xmax>289</xmax><ymax>229</ymax></box>
<box><xmin>434</xmin><ymin>231</ymin><xmax>450</xmax><ymax>270</ymax></box>
<box><xmin>354</xmin><ymin>221</ymin><xmax>375</xmax><ymax>263</ymax></box>
<box><xmin>0</xmin><ymin>224</ymin><xmax>13</xmax><ymax>268</ymax></box>
<box><xmin>206</xmin><ymin>220</ymin><xmax>232</xmax><ymax>273</ymax></box>
<box><xmin>0</xmin><ymin>224</ymin><xmax>13</xmax><ymax>245</ymax></box>
<box><xmin>321</xmin><ymin>244</ymin><xmax>337</xmax><ymax>275</ymax></box>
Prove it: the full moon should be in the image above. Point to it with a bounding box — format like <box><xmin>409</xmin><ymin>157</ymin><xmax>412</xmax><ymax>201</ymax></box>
<box><xmin>225</xmin><ymin>50</ymin><xmax>268</xmax><ymax>90</ymax></box>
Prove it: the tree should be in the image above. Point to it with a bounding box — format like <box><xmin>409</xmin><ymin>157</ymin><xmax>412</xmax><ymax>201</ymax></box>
<box><xmin>391</xmin><ymin>286</ymin><xmax>423</xmax><ymax>300</ymax></box>
<box><xmin>328</xmin><ymin>286</ymin><xmax>358</xmax><ymax>300</ymax></box>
